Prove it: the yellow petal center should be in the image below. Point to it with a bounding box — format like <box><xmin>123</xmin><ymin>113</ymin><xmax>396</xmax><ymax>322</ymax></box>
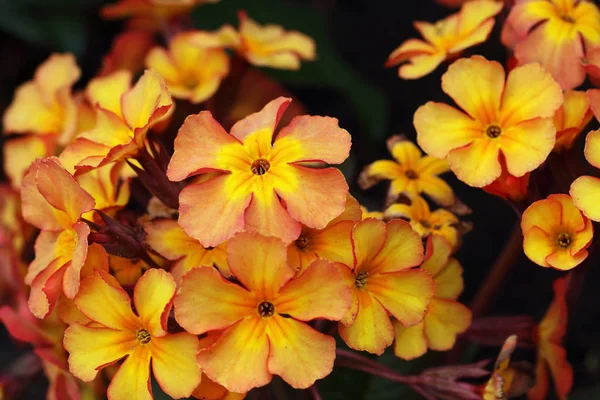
<box><xmin>486</xmin><ymin>124</ymin><xmax>502</xmax><ymax>139</ymax></box>
<box><xmin>557</xmin><ymin>233</ymin><xmax>572</xmax><ymax>248</ymax></box>
<box><xmin>136</xmin><ymin>329</ymin><xmax>151</xmax><ymax>345</ymax></box>
<box><xmin>251</xmin><ymin>158</ymin><xmax>270</xmax><ymax>175</ymax></box>
<box><xmin>258</xmin><ymin>301</ymin><xmax>275</xmax><ymax>317</ymax></box>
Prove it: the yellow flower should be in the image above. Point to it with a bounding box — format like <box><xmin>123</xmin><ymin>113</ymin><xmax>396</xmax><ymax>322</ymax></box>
<box><xmin>553</xmin><ymin>90</ymin><xmax>593</xmax><ymax>152</ymax></box>
<box><xmin>393</xmin><ymin>235</ymin><xmax>471</xmax><ymax>360</ymax></box>
<box><xmin>146</xmin><ymin>31</ymin><xmax>230</xmax><ymax>104</ymax></box>
<box><xmin>359</xmin><ymin>136</ymin><xmax>453</xmax><ymax>206</ymax></box>
<box><xmin>521</xmin><ymin>194</ymin><xmax>593</xmax><ymax>270</ymax></box>
<box><xmin>502</xmin><ymin>0</ymin><xmax>600</xmax><ymax>89</ymax></box>
<box><xmin>384</xmin><ymin>196</ymin><xmax>460</xmax><ymax>248</ymax></box>
<box><xmin>386</xmin><ymin>1</ymin><xmax>503</xmax><ymax>79</ymax></box>
<box><xmin>414</xmin><ymin>56</ymin><xmax>563</xmax><ymax>187</ymax></box>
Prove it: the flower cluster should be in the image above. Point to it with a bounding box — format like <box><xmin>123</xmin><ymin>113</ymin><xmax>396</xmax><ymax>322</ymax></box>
<box><xmin>2</xmin><ymin>0</ymin><xmax>600</xmax><ymax>399</ymax></box>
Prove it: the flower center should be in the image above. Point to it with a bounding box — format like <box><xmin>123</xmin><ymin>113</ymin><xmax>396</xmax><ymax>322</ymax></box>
<box><xmin>557</xmin><ymin>233</ymin><xmax>572</xmax><ymax>248</ymax></box>
<box><xmin>136</xmin><ymin>329</ymin><xmax>151</xmax><ymax>345</ymax></box>
<box><xmin>251</xmin><ymin>159</ymin><xmax>270</xmax><ymax>175</ymax></box>
<box><xmin>561</xmin><ymin>14</ymin><xmax>575</xmax><ymax>23</ymax></box>
<box><xmin>258</xmin><ymin>301</ymin><xmax>275</xmax><ymax>317</ymax></box>
<box><xmin>486</xmin><ymin>124</ymin><xmax>502</xmax><ymax>138</ymax></box>
<box><xmin>295</xmin><ymin>235</ymin><xmax>308</xmax><ymax>249</ymax></box>
<box><xmin>419</xmin><ymin>219</ymin><xmax>432</xmax><ymax>229</ymax></box>
<box><xmin>405</xmin><ymin>169</ymin><xmax>419</xmax><ymax>180</ymax></box>
<box><xmin>184</xmin><ymin>76</ymin><xmax>199</xmax><ymax>89</ymax></box>
<box><xmin>355</xmin><ymin>272</ymin><xmax>368</xmax><ymax>288</ymax></box>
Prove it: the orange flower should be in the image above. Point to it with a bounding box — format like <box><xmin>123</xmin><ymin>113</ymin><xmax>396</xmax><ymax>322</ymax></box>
<box><xmin>335</xmin><ymin>219</ymin><xmax>433</xmax><ymax>355</ymax></box>
<box><xmin>481</xmin><ymin>335</ymin><xmax>518</xmax><ymax>400</ymax></box>
<box><xmin>415</xmin><ymin>56</ymin><xmax>563</xmax><ymax>187</ymax></box>
<box><xmin>143</xmin><ymin>218</ymin><xmax>230</xmax><ymax>284</ymax></box>
<box><xmin>20</xmin><ymin>158</ymin><xmax>96</xmax><ymax>318</ymax></box>
<box><xmin>63</xmin><ymin>70</ymin><xmax>172</xmax><ymax>172</ymax></box>
<box><xmin>528</xmin><ymin>276</ymin><xmax>573</xmax><ymax>400</ymax></box>
<box><xmin>287</xmin><ymin>195</ymin><xmax>361</xmax><ymax>274</ymax></box>
<box><xmin>384</xmin><ymin>196</ymin><xmax>460</xmax><ymax>248</ymax></box>
<box><xmin>174</xmin><ymin>233</ymin><xmax>352</xmax><ymax>392</ymax></box>
<box><xmin>359</xmin><ymin>136</ymin><xmax>454</xmax><ymax>206</ymax></box>
<box><xmin>570</xmin><ymin>90</ymin><xmax>600</xmax><ymax>221</ymax></box>
<box><xmin>146</xmin><ymin>31</ymin><xmax>230</xmax><ymax>104</ymax></box>
<box><xmin>386</xmin><ymin>1</ymin><xmax>503</xmax><ymax>79</ymax></box>
<box><xmin>521</xmin><ymin>194</ymin><xmax>593</xmax><ymax>270</ymax></box>
<box><xmin>64</xmin><ymin>269</ymin><xmax>201</xmax><ymax>400</ymax></box>
<box><xmin>393</xmin><ymin>235</ymin><xmax>471</xmax><ymax>360</ymax></box>
<box><xmin>3</xmin><ymin>53</ymin><xmax>80</xmax><ymax>143</ymax></box>
<box><xmin>167</xmin><ymin>97</ymin><xmax>351</xmax><ymax>247</ymax></box>
<box><xmin>100</xmin><ymin>31</ymin><xmax>155</xmax><ymax>76</ymax></box>
<box><xmin>190</xmin><ymin>13</ymin><xmax>315</xmax><ymax>70</ymax></box>
<box><xmin>553</xmin><ymin>90</ymin><xmax>593</xmax><ymax>151</ymax></box>
<box><xmin>502</xmin><ymin>0</ymin><xmax>600</xmax><ymax>89</ymax></box>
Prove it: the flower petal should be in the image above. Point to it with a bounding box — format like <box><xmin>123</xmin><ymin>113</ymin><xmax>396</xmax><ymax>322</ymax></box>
<box><xmin>151</xmin><ymin>333</ymin><xmax>202</xmax><ymax>399</ymax></box>
<box><xmin>175</xmin><ymin>267</ymin><xmax>255</xmax><ymax>334</ymax></box>
<box><xmin>441</xmin><ymin>56</ymin><xmax>504</xmax><ymax>123</ymax></box>
<box><xmin>167</xmin><ymin>111</ymin><xmax>245</xmax><ymax>181</ymax></box>
<box><xmin>570</xmin><ymin>175</ymin><xmax>600</xmax><ymax>222</ymax></box>
<box><xmin>338</xmin><ymin>290</ymin><xmax>394</xmax><ymax>355</ymax></box>
<box><xmin>393</xmin><ymin>320</ymin><xmax>427</xmax><ymax>361</ymax></box>
<box><xmin>86</xmin><ymin>70</ymin><xmax>131</xmax><ymax>118</ymax></box>
<box><xmin>276</xmin><ymin>165</ymin><xmax>348</xmax><ymax>230</ymax></box>
<box><xmin>433</xmin><ymin>259</ymin><xmax>465</xmax><ymax>300</ymax></box>
<box><xmin>4</xmin><ymin>136</ymin><xmax>52</xmax><ymax>188</ymax></box>
<box><xmin>499</xmin><ymin>118</ymin><xmax>555</xmax><ymax>177</ymax></box>
<box><xmin>399</xmin><ymin>53</ymin><xmax>446</xmax><ymax>80</ymax></box>
<box><xmin>62</xmin><ymin>221</ymin><xmax>90</xmax><ymax>299</ymax></box>
<box><xmin>230</xmin><ymin>97</ymin><xmax>290</xmax><ymax>142</ymax></box>
<box><xmin>178</xmin><ymin>174</ymin><xmax>252</xmax><ymax>248</ymax></box>
<box><xmin>422</xmin><ymin>235</ymin><xmax>453</xmax><ymax>278</ymax></box>
<box><xmin>583</xmin><ymin>129</ymin><xmax>600</xmax><ymax>169</ymax></box>
<box><xmin>368</xmin><ymin>269</ymin><xmax>435</xmax><ymax>327</ymax></box>
<box><xmin>64</xmin><ymin>323</ymin><xmax>137</xmax><ymax>382</ymax></box>
<box><xmin>424</xmin><ymin>298</ymin><xmax>471</xmax><ymax>351</ymax></box>
<box><xmin>414</xmin><ymin>102</ymin><xmax>482</xmax><ymax>159</ymax></box>
<box><xmin>523</xmin><ymin>225</ymin><xmax>554</xmax><ymax>268</ymax></box>
<box><xmin>134</xmin><ymin>269</ymin><xmax>176</xmax><ymax>337</ymax></box>
<box><xmin>274</xmin><ymin>115</ymin><xmax>351</xmax><ymax>164</ymax></box>
<box><xmin>521</xmin><ymin>196</ymin><xmax>562</xmax><ymax>234</ymax></box>
<box><xmin>367</xmin><ymin>220</ymin><xmax>424</xmax><ymax>274</ymax></box>
<box><xmin>197</xmin><ymin>317</ymin><xmax>271</xmax><ymax>393</ymax></box>
<box><xmin>121</xmin><ymin>70</ymin><xmax>172</xmax><ymax>130</ymax></box>
<box><xmin>500</xmin><ymin>63</ymin><xmax>563</xmax><ymax>126</ymax></box>
<box><xmin>267</xmin><ymin>315</ymin><xmax>336</xmax><ymax>389</ymax></box>
<box><xmin>274</xmin><ymin>259</ymin><xmax>351</xmax><ymax>321</ymax></box>
<box><xmin>351</xmin><ymin>219</ymin><xmax>387</xmax><ymax>271</ymax></box>
<box><xmin>227</xmin><ymin>232</ymin><xmax>294</xmax><ymax>300</ymax></box>
<box><xmin>74</xmin><ymin>270</ymin><xmax>139</xmax><ymax>331</ymax></box>
<box><xmin>448</xmin><ymin>138</ymin><xmax>501</xmax><ymax>187</ymax></box>
<box><xmin>244</xmin><ymin>189</ymin><xmax>302</xmax><ymax>245</ymax></box>
<box><xmin>546</xmin><ymin>248</ymin><xmax>588</xmax><ymax>270</ymax></box>
<box><xmin>107</xmin><ymin>346</ymin><xmax>152</xmax><ymax>400</ymax></box>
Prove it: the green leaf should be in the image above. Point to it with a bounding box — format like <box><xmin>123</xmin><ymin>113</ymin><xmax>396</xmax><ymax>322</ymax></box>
<box><xmin>192</xmin><ymin>0</ymin><xmax>389</xmax><ymax>144</ymax></box>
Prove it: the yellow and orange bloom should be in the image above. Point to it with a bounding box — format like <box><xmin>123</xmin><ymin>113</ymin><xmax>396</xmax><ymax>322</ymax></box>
<box><xmin>384</xmin><ymin>196</ymin><xmax>460</xmax><ymax>248</ymax></box>
<box><xmin>570</xmin><ymin>90</ymin><xmax>600</xmax><ymax>221</ymax></box>
<box><xmin>528</xmin><ymin>276</ymin><xmax>573</xmax><ymax>400</ymax></box>
<box><xmin>63</xmin><ymin>69</ymin><xmax>172</xmax><ymax>172</ymax></box>
<box><xmin>553</xmin><ymin>90</ymin><xmax>593</xmax><ymax>151</ymax></box>
<box><xmin>521</xmin><ymin>194</ymin><xmax>593</xmax><ymax>270</ymax></box>
<box><xmin>386</xmin><ymin>1</ymin><xmax>503</xmax><ymax>79</ymax></box>
<box><xmin>335</xmin><ymin>219</ymin><xmax>433</xmax><ymax>355</ymax></box>
<box><xmin>100</xmin><ymin>30</ymin><xmax>155</xmax><ymax>76</ymax></box>
<box><xmin>174</xmin><ymin>233</ymin><xmax>352</xmax><ymax>392</ymax></box>
<box><xmin>64</xmin><ymin>269</ymin><xmax>201</xmax><ymax>400</ymax></box>
<box><xmin>359</xmin><ymin>136</ymin><xmax>454</xmax><ymax>206</ymax></box>
<box><xmin>287</xmin><ymin>195</ymin><xmax>362</xmax><ymax>274</ymax></box>
<box><xmin>502</xmin><ymin>0</ymin><xmax>600</xmax><ymax>90</ymax></box>
<box><xmin>21</xmin><ymin>157</ymin><xmax>96</xmax><ymax>318</ymax></box>
<box><xmin>2</xmin><ymin>54</ymin><xmax>81</xmax><ymax>187</ymax></box>
<box><xmin>191</xmin><ymin>13</ymin><xmax>315</xmax><ymax>70</ymax></box>
<box><xmin>143</xmin><ymin>218</ymin><xmax>230</xmax><ymax>283</ymax></box>
<box><xmin>167</xmin><ymin>97</ymin><xmax>351</xmax><ymax>247</ymax></box>
<box><xmin>393</xmin><ymin>235</ymin><xmax>471</xmax><ymax>360</ymax></box>
<box><xmin>146</xmin><ymin>31</ymin><xmax>230</xmax><ymax>104</ymax></box>
<box><xmin>415</xmin><ymin>56</ymin><xmax>563</xmax><ymax>187</ymax></box>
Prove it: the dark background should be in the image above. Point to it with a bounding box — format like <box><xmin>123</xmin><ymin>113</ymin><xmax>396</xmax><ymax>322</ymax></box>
<box><xmin>0</xmin><ymin>0</ymin><xmax>599</xmax><ymax>398</ymax></box>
